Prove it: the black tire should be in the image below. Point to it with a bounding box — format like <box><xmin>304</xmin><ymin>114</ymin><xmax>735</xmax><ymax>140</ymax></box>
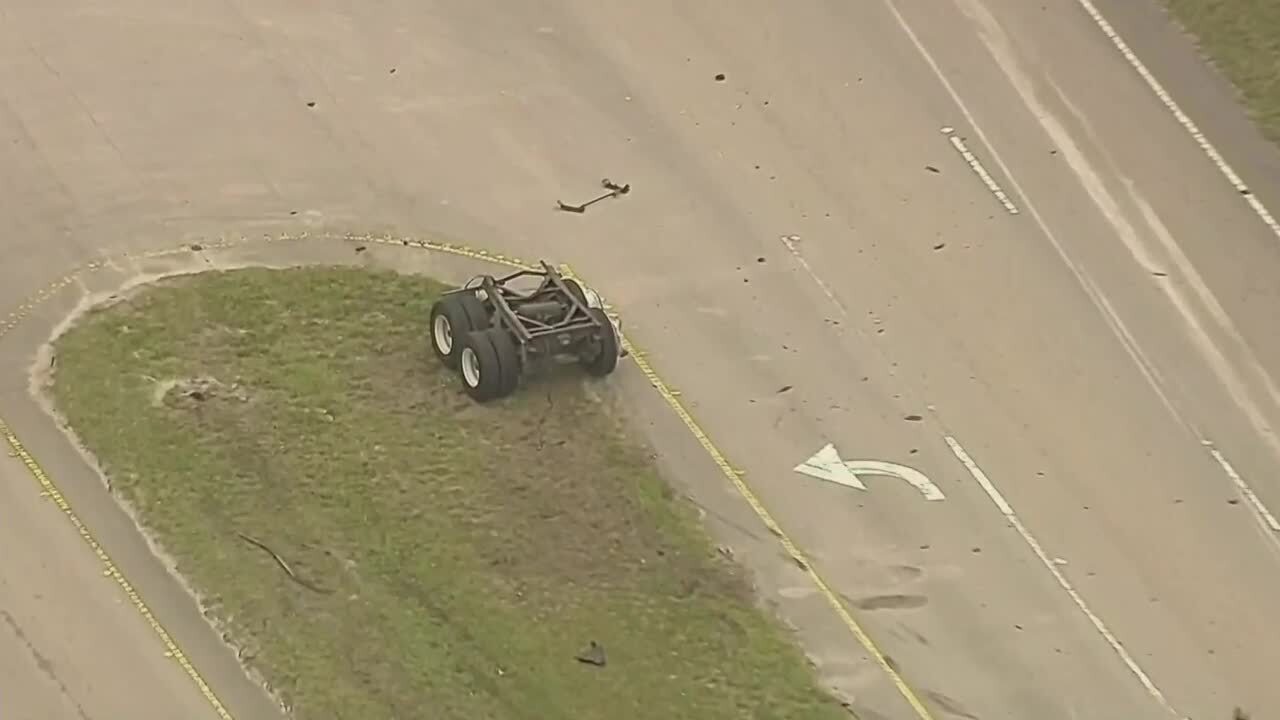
<box><xmin>457</xmin><ymin>330</ymin><xmax>505</xmax><ymax>401</ymax></box>
<box><xmin>482</xmin><ymin>327</ymin><xmax>522</xmax><ymax>397</ymax></box>
<box><xmin>563</xmin><ymin>278</ymin><xmax>588</xmax><ymax>308</ymax></box>
<box><xmin>581</xmin><ymin>308</ymin><xmax>620</xmax><ymax>377</ymax></box>
<box><xmin>429</xmin><ymin>292</ymin><xmax>489</xmax><ymax>369</ymax></box>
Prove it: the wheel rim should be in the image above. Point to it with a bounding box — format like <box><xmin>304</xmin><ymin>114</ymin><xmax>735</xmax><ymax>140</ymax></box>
<box><xmin>433</xmin><ymin>315</ymin><xmax>453</xmax><ymax>355</ymax></box>
<box><xmin>461</xmin><ymin>347</ymin><xmax>481</xmax><ymax>387</ymax></box>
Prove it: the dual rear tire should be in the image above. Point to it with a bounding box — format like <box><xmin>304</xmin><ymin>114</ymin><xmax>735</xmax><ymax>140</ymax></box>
<box><xmin>457</xmin><ymin>328</ymin><xmax>521</xmax><ymax>402</ymax></box>
<box><xmin>429</xmin><ymin>293</ymin><xmax>521</xmax><ymax>402</ymax></box>
<box><xmin>430</xmin><ymin>292</ymin><xmax>488</xmax><ymax>369</ymax></box>
<box><xmin>581</xmin><ymin>308</ymin><xmax>620</xmax><ymax>377</ymax></box>
<box><xmin>565</xmin><ymin>279</ymin><xmax>621</xmax><ymax>377</ymax></box>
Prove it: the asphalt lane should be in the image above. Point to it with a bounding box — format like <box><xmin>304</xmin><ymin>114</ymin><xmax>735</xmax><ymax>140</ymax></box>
<box><xmin>1</xmin><ymin>0</ymin><xmax>1278</xmax><ymax>718</ymax></box>
<box><xmin>878</xmin><ymin>1</ymin><xmax>1280</xmax><ymax>713</ymax></box>
<box><xmin>0</xmin><ymin>451</ymin><xmax>225</xmax><ymax>720</ymax></box>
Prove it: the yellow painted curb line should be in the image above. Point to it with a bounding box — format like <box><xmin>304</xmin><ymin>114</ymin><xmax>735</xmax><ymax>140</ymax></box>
<box><xmin>0</xmin><ymin>419</ymin><xmax>235</xmax><ymax>720</ymax></box>
<box><xmin>558</xmin><ymin>262</ymin><xmax>937</xmax><ymax>720</ymax></box>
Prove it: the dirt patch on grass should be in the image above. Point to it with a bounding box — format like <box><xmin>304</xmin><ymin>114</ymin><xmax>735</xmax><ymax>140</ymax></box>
<box><xmin>48</xmin><ymin>266</ymin><xmax>847</xmax><ymax>720</ymax></box>
<box><xmin>1162</xmin><ymin>0</ymin><xmax>1280</xmax><ymax>142</ymax></box>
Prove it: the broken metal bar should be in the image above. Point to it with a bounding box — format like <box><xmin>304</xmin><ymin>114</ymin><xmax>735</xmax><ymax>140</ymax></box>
<box><xmin>556</xmin><ymin>177</ymin><xmax>631</xmax><ymax>214</ymax></box>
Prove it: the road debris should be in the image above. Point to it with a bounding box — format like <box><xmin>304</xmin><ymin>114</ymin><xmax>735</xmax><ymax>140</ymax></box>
<box><xmin>557</xmin><ymin>178</ymin><xmax>631</xmax><ymax>214</ymax></box>
<box><xmin>575</xmin><ymin>641</ymin><xmax>607</xmax><ymax>667</ymax></box>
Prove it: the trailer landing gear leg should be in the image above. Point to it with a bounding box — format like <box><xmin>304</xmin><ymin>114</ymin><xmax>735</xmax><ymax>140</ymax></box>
<box><xmin>556</xmin><ymin>178</ymin><xmax>631</xmax><ymax>214</ymax></box>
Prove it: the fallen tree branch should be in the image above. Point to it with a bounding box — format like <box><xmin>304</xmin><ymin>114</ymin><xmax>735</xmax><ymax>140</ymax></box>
<box><xmin>237</xmin><ymin>532</ymin><xmax>333</xmax><ymax>594</ymax></box>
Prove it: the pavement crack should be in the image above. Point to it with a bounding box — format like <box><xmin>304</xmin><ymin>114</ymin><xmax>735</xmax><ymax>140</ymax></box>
<box><xmin>0</xmin><ymin>608</ymin><xmax>95</xmax><ymax>720</ymax></box>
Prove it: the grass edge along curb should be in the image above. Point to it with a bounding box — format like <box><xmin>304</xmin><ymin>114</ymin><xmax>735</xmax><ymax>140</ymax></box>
<box><xmin>47</xmin><ymin>266</ymin><xmax>853</xmax><ymax>720</ymax></box>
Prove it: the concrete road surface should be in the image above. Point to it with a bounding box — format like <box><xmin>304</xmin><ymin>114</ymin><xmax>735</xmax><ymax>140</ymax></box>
<box><xmin>2</xmin><ymin>0</ymin><xmax>1279</xmax><ymax>718</ymax></box>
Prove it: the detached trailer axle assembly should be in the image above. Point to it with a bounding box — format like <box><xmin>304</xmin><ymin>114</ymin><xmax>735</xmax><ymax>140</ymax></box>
<box><xmin>429</xmin><ymin>261</ymin><xmax>626</xmax><ymax>402</ymax></box>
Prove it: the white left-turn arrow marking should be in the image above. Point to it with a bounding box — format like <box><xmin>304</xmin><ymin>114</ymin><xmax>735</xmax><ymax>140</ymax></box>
<box><xmin>795</xmin><ymin>444</ymin><xmax>946</xmax><ymax>501</ymax></box>
<box><xmin>794</xmin><ymin>443</ymin><xmax>866</xmax><ymax>490</ymax></box>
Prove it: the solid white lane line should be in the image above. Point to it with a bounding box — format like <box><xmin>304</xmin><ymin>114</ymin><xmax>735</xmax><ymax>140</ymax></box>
<box><xmin>882</xmin><ymin>0</ymin><xmax>1190</xmax><ymax>432</ymax></box>
<box><xmin>943</xmin><ymin>435</ymin><xmax>1187</xmax><ymax>719</ymax></box>
<box><xmin>888</xmin><ymin>0</ymin><xmax>1280</xmax><ymax>548</ymax></box>
<box><xmin>1205</xmin><ymin>441</ymin><xmax>1280</xmax><ymax>533</ymax></box>
<box><xmin>1069</xmin><ymin>0</ymin><xmax>1280</xmax><ymax>242</ymax></box>
<box><xmin>953</xmin><ymin>0</ymin><xmax>1280</xmax><ymax>544</ymax></box>
<box><xmin>941</xmin><ymin>126</ymin><xmax>1020</xmax><ymax>214</ymax></box>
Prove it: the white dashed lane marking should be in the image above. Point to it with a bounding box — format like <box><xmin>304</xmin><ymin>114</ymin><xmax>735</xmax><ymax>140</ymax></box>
<box><xmin>941</xmin><ymin>126</ymin><xmax>1020</xmax><ymax>215</ymax></box>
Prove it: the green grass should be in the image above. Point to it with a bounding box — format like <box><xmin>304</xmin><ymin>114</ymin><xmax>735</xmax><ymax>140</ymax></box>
<box><xmin>1162</xmin><ymin>0</ymin><xmax>1280</xmax><ymax>142</ymax></box>
<box><xmin>50</xmin><ymin>267</ymin><xmax>848</xmax><ymax>720</ymax></box>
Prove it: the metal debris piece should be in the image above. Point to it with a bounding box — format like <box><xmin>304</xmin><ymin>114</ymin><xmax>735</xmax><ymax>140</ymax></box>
<box><xmin>575</xmin><ymin>641</ymin><xmax>607</xmax><ymax>667</ymax></box>
<box><xmin>557</xmin><ymin>178</ymin><xmax>631</xmax><ymax>214</ymax></box>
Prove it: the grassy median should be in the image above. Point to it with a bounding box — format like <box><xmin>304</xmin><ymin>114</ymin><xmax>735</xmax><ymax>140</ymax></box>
<box><xmin>1162</xmin><ymin>0</ymin><xmax>1280</xmax><ymax>142</ymax></box>
<box><xmin>49</xmin><ymin>267</ymin><xmax>847</xmax><ymax>720</ymax></box>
